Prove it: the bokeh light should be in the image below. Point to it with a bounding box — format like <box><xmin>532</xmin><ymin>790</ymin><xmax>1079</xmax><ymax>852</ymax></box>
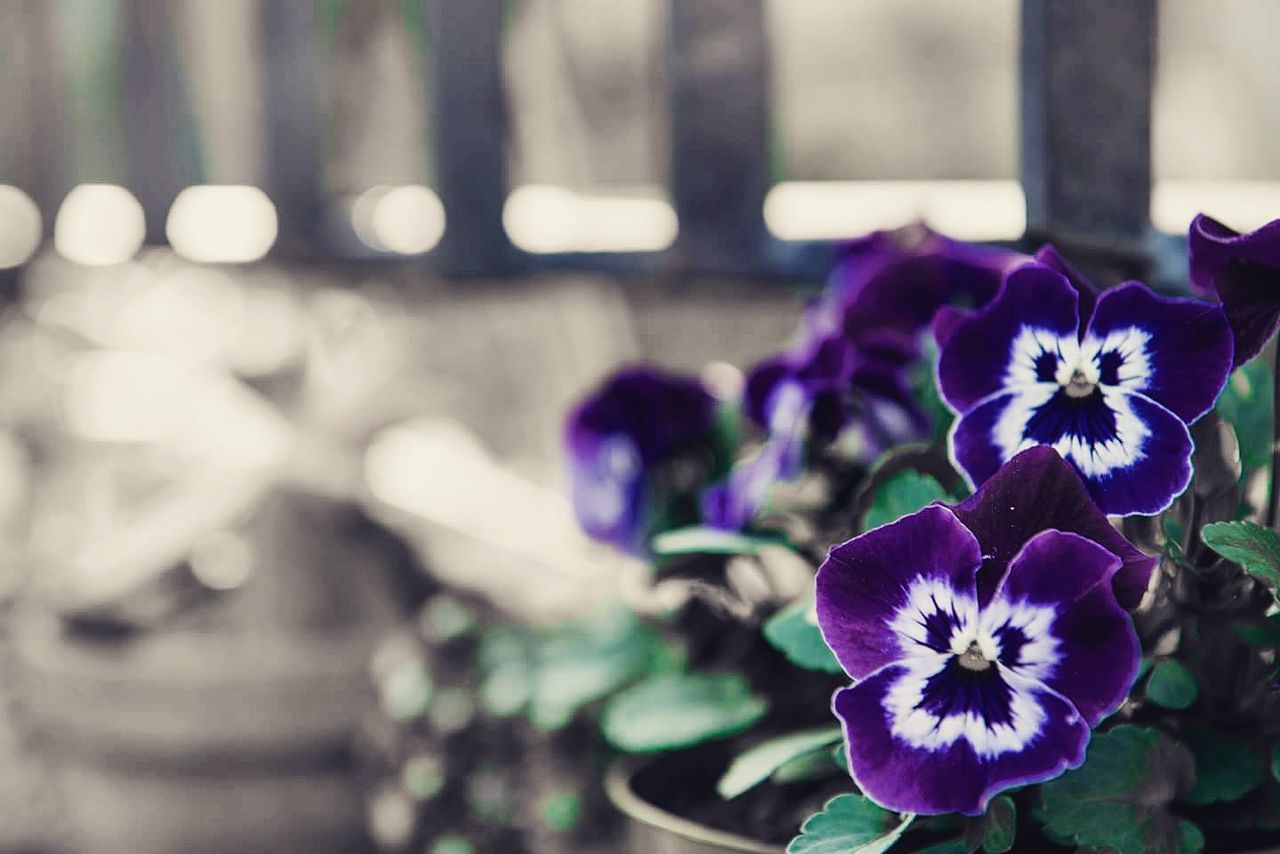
<box><xmin>350</xmin><ymin>184</ymin><xmax>445</xmax><ymax>255</ymax></box>
<box><xmin>166</xmin><ymin>185</ymin><xmax>278</xmax><ymax>263</ymax></box>
<box><xmin>0</xmin><ymin>185</ymin><xmax>43</xmax><ymax>269</ymax></box>
<box><xmin>503</xmin><ymin>185</ymin><xmax>677</xmax><ymax>253</ymax></box>
<box><xmin>53</xmin><ymin>184</ymin><xmax>147</xmax><ymax>266</ymax></box>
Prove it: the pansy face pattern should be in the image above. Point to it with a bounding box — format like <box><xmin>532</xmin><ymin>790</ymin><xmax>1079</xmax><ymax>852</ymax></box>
<box><xmin>817</xmin><ymin>503</ymin><xmax>1141</xmax><ymax>815</ymax></box>
<box><xmin>937</xmin><ymin>261</ymin><xmax>1233</xmax><ymax>515</ymax></box>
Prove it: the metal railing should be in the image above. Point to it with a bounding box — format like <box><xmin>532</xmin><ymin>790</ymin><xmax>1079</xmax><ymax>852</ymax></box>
<box><xmin>1</xmin><ymin>0</ymin><xmax>1158</xmax><ymax>283</ymax></box>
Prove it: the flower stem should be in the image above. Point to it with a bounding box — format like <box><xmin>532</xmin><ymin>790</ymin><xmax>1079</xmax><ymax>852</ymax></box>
<box><xmin>1269</xmin><ymin>347</ymin><xmax>1280</xmax><ymax>530</ymax></box>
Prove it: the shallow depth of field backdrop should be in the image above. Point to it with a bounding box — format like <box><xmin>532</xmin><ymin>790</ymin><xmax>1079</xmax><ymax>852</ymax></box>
<box><xmin>0</xmin><ymin>1</ymin><xmax>1278</xmax><ymax>852</ymax></box>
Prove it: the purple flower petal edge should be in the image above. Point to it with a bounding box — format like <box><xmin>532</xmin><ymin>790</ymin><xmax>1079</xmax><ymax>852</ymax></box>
<box><xmin>1189</xmin><ymin>213</ymin><xmax>1280</xmax><ymax>368</ymax></box>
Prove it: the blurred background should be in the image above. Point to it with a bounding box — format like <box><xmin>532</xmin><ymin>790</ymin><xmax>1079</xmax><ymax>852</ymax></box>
<box><xmin>0</xmin><ymin>1</ymin><xmax>1277</xmax><ymax>851</ymax></box>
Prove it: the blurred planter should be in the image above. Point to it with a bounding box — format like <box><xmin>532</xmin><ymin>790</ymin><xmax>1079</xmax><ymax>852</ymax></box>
<box><xmin>606</xmin><ymin>752</ymin><xmax>782</xmax><ymax>854</ymax></box>
<box><xmin>11</xmin><ymin>487</ymin><xmax>425</xmax><ymax>854</ymax></box>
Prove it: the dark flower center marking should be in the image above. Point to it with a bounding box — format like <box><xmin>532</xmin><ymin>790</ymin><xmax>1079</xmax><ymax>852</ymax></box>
<box><xmin>919</xmin><ymin>657</ymin><xmax>1014</xmax><ymax>727</ymax></box>
<box><xmin>957</xmin><ymin>640</ymin><xmax>992</xmax><ymax>671</ymax></box>
<box><xmin>1023</xmin><ymin>385</ymin><xmax>1117</xmax><ymax>446</ymax></box>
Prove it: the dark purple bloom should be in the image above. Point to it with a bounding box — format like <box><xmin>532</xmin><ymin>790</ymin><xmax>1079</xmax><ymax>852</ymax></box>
<box><xmin>832</xmin><ymin>226</ymin><xmax>1026</xmax><ymax>366</ymax></box>
<box><xmin>816</xmin><ymin>455</ymin><xmax>1142</xmax><ymax>815</ymax></box>
<box><xmin>1189</xmin><ymin>214</ymin><xmax>1280</xmax><ymax>368</ymax></box>
<box><xmin>702</xmin><ymin>380</ymin><xmax>808</xmax><ymax>531</ymax></box>
<box><xmin>937</xmin><ymin>255</ymin><xmax>1233</xmax><ymax>516</ymax></box>
<box><xmin>707</xmin><ymin>228</ymin><xmax>1024</xmax><ymax>532</ymax></box>
<box><xmin>566</xmin><ymin>366</ymin><xmax>718</xmax><ymax>552</ymax></box>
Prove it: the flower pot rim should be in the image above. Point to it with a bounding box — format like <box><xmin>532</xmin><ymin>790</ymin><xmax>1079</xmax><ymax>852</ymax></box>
<box><xmin>605</xmin><ymin>753</ymin><xmax>784</xmax><ymax>854</ymax></box>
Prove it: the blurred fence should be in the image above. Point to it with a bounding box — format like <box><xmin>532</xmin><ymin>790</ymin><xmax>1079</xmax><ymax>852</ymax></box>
<box><xmin>0</xmin><ymin>0</ymin><xmax>1166</xmax><ymax>284</ymax></box>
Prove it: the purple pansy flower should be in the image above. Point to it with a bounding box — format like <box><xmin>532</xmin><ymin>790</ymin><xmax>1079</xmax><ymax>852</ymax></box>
<box><xmin>816</xmin><ymin>448</ymin><xmax>1143</xmax><ymax>815</ymax></box>
<box><xmin>566</xmin><ymin>366</ymin><xmax>718</xmax><ymax>552</ymax></box>
<box><xmin>1189</xmin><ymin>214</ymin><xmax>1280</xmax><ymax>368</ymax></box>
<box><xmin>938</xmin><ymin>251</ymin><xmax>1234</xmax><ymax>516</ymax></box>
<box><xmin>704</xmin><ymin>326</ymin><xmax>852</xmax><ymax>530</ymax></box>
<box><xmin>831</xmin><ymin>226</ymin><xmax>1027</xmax><ymax>367</ymax></box>
<box><xmin>704</xmin><ymin>229</ymin><xmax>1023</xmax><ymax>530</ymax></box>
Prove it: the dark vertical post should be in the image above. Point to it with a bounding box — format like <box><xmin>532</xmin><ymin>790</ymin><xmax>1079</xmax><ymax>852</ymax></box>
<box><xmin>1</xmin><ymin>1</ymin><xmax>70</xmax><ymax>237</ymax></box>
<box><xmin>1020</xmin><ymin>0</ymin><xmax>1156</xmax><ymax>282</ymax></box>
<box><xmin>261</xmin><ymin>0</ymin><xmax>327</xmax><ymax>256</ymax></box>
<box><xmin>424</xmin><ymin>0</ymin><xmax>515</xmax><ymax>277</ymax></box>
<box><xmin>667</xmin><ymin>0</ymin><xmax>770</xmax><ymax>277</ymax></box>
<box><xmin>119</xmin><ymin>0</ymin><xmax>196</xmax><ymax>244</ymax></box>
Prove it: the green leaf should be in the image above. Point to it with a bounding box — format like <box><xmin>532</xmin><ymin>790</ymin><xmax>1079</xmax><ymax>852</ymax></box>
<box><xmin>1216</xmin><ymin>360</ymin><xmax>1273</xmax><ymax>478</ymax></box>
<box><xmin>1184</xmin><ymin>729</ymin><xmax>1266</xmax><ymax>805</ymax></box>
<box><xmin>982</xmin><ymin>796</ymin><xmax>1016</xmax><ymax>854</ymax></box>
<box><xmin>913</xmin><ymin>842</ymin><xmax>968</xmax><ymax>854</ymax></box>
<box><xmin>787</xmin><ymin>794</ymin><xmax>913</xmax><ymax>854</ymax></box>
<box><xmin>651</xmin><ymin>526</ymin><xmax>781</xmax><ymax>557</ymax></box>
<box><xmin>526</xmin><ymin>607</ymin><xmax>669</xmax><ymax>730</ymax></box>
<box><xmin>1039</xmin><ymin>725</ymin><xmax>1196</xmax><ymax>854</ymax></box>
<box><xmin>1178</xmin><ymin>821</ymin><xmax>1206</xmax><ymax>854</ymax></box>
<box><xmin>1163</xmin><ymin>516</ymin><xmax>1190</xmax><ymax>569</ymax></box>
<box><xmin>1145</xmin><ymin>660</ymin><xmax>1199</xmax><ymax>710</ymax></box>
<box><xmin>1201</xmin><ymin>521</ymin><xmax>1280</xmax><ymax>594</ymax></box>
<box><xmin>717</xmin><ymin>727</ymin><xmax>843</xmax><ymax>799</ymax></box>
<box><xmin>763</xmin><ymin>596</ymin><xmax>845</xmax><ymax>674</ymax></box>
<box><xmin>863</xmin><ymin>470</ymin><xmax>954</xmax><ymax>532</ymax></box>
<box><xmin>601</xmin><ymin>672</ymin><xmax>768</xmax><ymax>753</ymax></box>
<box><xmin>912</xmin><ymin>337</ymin><xmax>954</xmax><ymax>446</ymax></box>
<box><xmin>772</xmin><ymin>747</ymin><xmax>842</xmax><ymax>784</ymax></box>
<box><xmin>1233</xmin><ymin>613</ymin><xmax>1280</xmax><ymax>648</ymax></box>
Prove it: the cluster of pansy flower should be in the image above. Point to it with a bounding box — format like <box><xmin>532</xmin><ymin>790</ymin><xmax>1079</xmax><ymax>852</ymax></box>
<box><xmin>567</xmin><ymin>226</ymin><xmax>1025</xmax><ymax>547</ymax></box>
<box><xmin>564</xmin><ymin>214</ymin><xmax>1280</xmax><ymax>853</ymax></box>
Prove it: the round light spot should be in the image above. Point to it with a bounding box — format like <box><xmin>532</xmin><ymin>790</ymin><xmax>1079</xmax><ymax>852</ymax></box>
<box><xmin>54</xmin><ymin>184</ymin><xmax>146</xmax><ymax>266</ymax></box>
<box><xmin>0</xmin><ymin>186</ymin><xmax>42</xmax><ymax>269</ymax></box>
<box><xmin>351</xmin><ymin>184</ymin><xmax>445</xmax><ymax>255</ymax></box>
<box><xmin>166</xmin><ymin>185</ymin><xmax>278</xmax><ymax>263</ymax></box>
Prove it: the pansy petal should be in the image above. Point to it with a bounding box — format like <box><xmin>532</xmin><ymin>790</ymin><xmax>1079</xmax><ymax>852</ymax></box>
<box><xmin>702</xmin><ymin>425</ymin><xmax>799</xmax><ymax>531</ymax></box>
<box><xmin>949</xmin><ymin>389</ymin><xmax>1041</xmax><ymax>491</ymax></box>
<box><xmin>743</xmin><ymin>356</ymin><xmax>791</xmax><ymax>429</ymax></box>
<box><xmin>1188</xmin><ymin>214</ymin><xmax>1280</xmax><ymax>367</ymax></box>
<box><xmin>932</xmin><ymin>304</ymin><xmax>974</xmax><ymax>350</ymax></box>
<box><xmin>816</xmin><ymin>505</ymin><xmax>981</xmax><ymax>680</ymax></box>
<box><xmin>1079</xmin><ymin>391</ymin><xmax>1193</xmax><ymax>517</ymax></box>
<box><xmin>936</xmin><ymin>264</ymin><xmax>1080</xmax><ymax>413</ymax></box>
<box><xmin>1034</xmin><ymin>245</ymin><xmax>1098</xmax><ymax>327</ymax></box>
<box><xmin>567</xmin><ymin>366</ymin><xmax>717</xmax><ymax>465</ymax></box>
<box><xmin>1086</xmin><ymin>281</ymin><xmax>1232</xmax><ymax>423</ymax></box>
<box><xmin>834</xmin><ymin>664</ymin><xmax>1090</xmax><ymax>816</ymax></box>
<box><xmin>991</xmin><ymin>530</ymin><xmax>1140</xmax><ymax>724</ymax></box>
<box><xmin>951</xmin><ymin>446</ymin><xmax>1156</xmax><ymax>610</ymax></box>
<box><xmin>952</xmin><ymin>384</ymin><xmax>1192</xmax><ymax>518</ymax></box>
<box><xmin>569</xmin><ymin>435</ymin><xmax>647</xmax><ymax>553</ymax></box>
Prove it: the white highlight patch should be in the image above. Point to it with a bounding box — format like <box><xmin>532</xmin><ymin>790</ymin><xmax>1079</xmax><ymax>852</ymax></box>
<box><xmin>883</xmin><ymin>579</ymin><xmax>1063</xmax><ymax>758</ymax></box>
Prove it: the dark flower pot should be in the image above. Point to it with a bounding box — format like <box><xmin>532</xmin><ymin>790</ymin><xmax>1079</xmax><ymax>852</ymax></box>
<box><xmin>605</xmin><ymin>754</ymin><xmax>783</xmax><ymax>854</ymax></box>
